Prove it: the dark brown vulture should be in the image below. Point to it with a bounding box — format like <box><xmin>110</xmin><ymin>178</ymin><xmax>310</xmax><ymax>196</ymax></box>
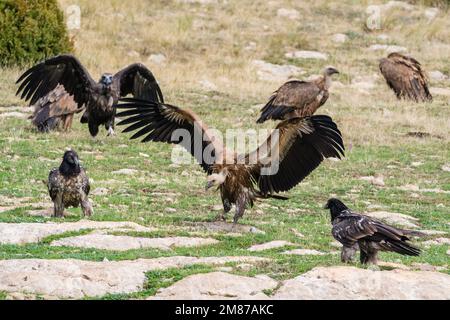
<box><xmin>324</xmin><ymin>198</ymin><xmax>421</xmax><ymax>265</ymax></box>
<box><xmin>379</xmin><ymin>52</ymin><xmax>432</xmax><ymax>102</ymax></box>
<box><xmin>257</xmin><ymin>67</ymin><xmax>339</xmax><ymax>123</ymax></box>
<box><xmin>117</xmin><ymin>99</ymin><xmax>345</xmax><ymax>224</ymax></box>
<box><xmin>16</xmin><ymin>54</ymin><xmax>164</xmax><ymax>137</ymax></box>
<box><xmin>29</xmin><ymin>84</ymin><xmax>83</xmax><ymax>132</ymax></box>
<box><xmin>48</xmin><ymin>150</ymin><xmax>92</xmax><ymax>217</ymax></box>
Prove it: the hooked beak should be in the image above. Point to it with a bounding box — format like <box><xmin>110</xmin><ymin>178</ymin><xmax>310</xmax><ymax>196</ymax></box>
<box><xmin>205</xmin><ymin>181</ymin><xmax>214</xmax><ymax>191</ymax></box>
<box><xmin>73</xmin><ymin>158</ymin><xmax>80</xmax><ymax>167</ymax></box>
<box><xmin>323</xmin><ymin>203</ymin><xmax>329</xmax><ymax>209</ymax></box>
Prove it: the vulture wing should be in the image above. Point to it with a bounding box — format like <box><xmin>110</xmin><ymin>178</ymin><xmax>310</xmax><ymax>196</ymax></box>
<box><xmin>333</xmin><ymin>213</ymin><xmax>421</xmax><ymax>256</ymax></box>
<box><xmin>31</xmin><ymin>84</ymin><xmax>83</xmax><ymax>128</ymax></box>
<box><xmin>379</xmin><ymin>53</ymin><xmax>432</xmax><ymax>102</ymax></box>
<box><xmin>257</xmin><ymin>81</ymin><xmax>322</xmax><ymax>123</ymax></box>
<box><xmin>116</xmin><ymin>99</ymin><xmax>226</xmax><ymax>173</ymax></box>
<box><xmin>16</xmin><ymin>54</ymin><xmax>96</xmax><ymax>107</ymax></box>
<box><xmin>113</xmin><ymin>63</ymin><xmax>164</xmax><ymax>102</ymax></box>
<box><xmin>246</xmin><ymin>115</ymin><xmax>345</xmax><ymax>194</ymax></box>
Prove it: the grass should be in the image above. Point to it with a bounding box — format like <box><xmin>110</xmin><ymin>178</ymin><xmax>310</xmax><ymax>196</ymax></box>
<box><xmin>0</xmin><ymin>0</ymin><xmax>449</xmax><ymax>300</ymax></box>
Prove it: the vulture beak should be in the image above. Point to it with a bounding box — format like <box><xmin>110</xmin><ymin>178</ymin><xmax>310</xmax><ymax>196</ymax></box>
<box><xmin>205</xmin><ymin>181</ymin><xmax>214</xmax><ymax>191</ymax></box>
<box><xmin>323</xmin><ymin>203</ymin><xmax>330</xmax><ymax>209</ymax></box>
<box><xmin>74</xmin><ymin>158</ymin><xmax>80</xmax><ymax>167</ymax></box>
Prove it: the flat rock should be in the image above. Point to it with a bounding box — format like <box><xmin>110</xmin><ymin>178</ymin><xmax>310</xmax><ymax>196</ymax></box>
<box><xmin>248</xmin><ymin>240</ymin><xmax>296</xmax><ymax>252</ymax></box>
<box><xmin>441</xmin><ymin>164</ymin><xmax>450</xmax><ymax>172</ymax></box>
<box><xmin>424</xmin><ymin>7</ymin><xmax>439</xmax><ymax>20</ymax></box>
<box><xmin>185</xmin><ymin>221</ymin><xmax>265</xmax><ymax>234</ymax></box>
<box><xmin>429</xmin><ymin>71</ymin><xmax>448</xmax><ymax>81</ymax></box>
<box><xmin>398</xmin><ymin>184</ymin><xmax>450</xmax><ymax>194</ymax></box>
<box><xmin>147</xmin><ymin>53</ymin><xmax>166</xmax><ymax>65</ymax></box>
<box><xmin>251</xmin><ymin>60</ymin><xmax>304</xmax><ymax>82</ymax></box>
<box><xmin>285</xmin><ymin>50</ymin><xmax>328</xmax><ymax>60</ymax></box>
<box><xmin>283</xmin><ymin>249</ymin><xmax>326</xmax><ymax>256</ymax></box>
<box><xmin>422</xmin><ymin>237</ymin><xmax>450</xmax><ymax>247</ymax></box>
<box><xmin>0</xmin><ymin>256</ymin><xmax>268</xmax><ymax>299</ymax></box>
<box><xmin>112</xmin><ymin>168</ymin><xmax>138</xmax><ymax>175</ymax></box>
<box><xmin>331</xmin><ymin>33</ymin><xmax>348</xmax><ymax>43</ymax></box>
<box><xmin>51</xmin><ymin>234</ymin><xmax>219</xmax><ymax>251</ymax></box>
<box><xmin>273</xmin><ymin>266</ymin><xmax>450</xmax><ymax>300</ymax></box>
<box><xmin>199</xmin><ymin>79</ymin><xmax>218</xmax><ymax>92</ymax></box>
<box><xmin>0</xmin><ymin>220</ymin><xmax>155</xmax><ymax>244</ymax></box>
<box><xmin>91</xmin><ymin>188</ymin><xmax>109</xmax><ymax>196</ymax></box>
<box><xmin>150</xmin><ymin>272</ymin><xmax>277</xmax><ymax>300</ymax></box>
<box><xmin>359</xmin><ymin>175</ymin><xmax>385</xmax><ymax>186</ymax></box>
<box><xmin>430</xmin><ymin>87</ymin><xmax>450</xmax><ymax>96</ymax></box>
<box><xmin>417</xmin><ymin>230</ymin><xmax>446</xmax><ymax>236</ymax></box>
<box><xmin>276</xmin><ymin>8</ymin><xmax>300</xmax><ymax>20</ymax></box>
<box><xmin>378</xmin><ymin>261</ymin><xmax>411</xmax><ymax>270</ymax></box>
<box><xmin>368</xmin><ymin>44</ymin><xmax>407</xmax><ymax>54</ymax></box>
<box><xmin>365</xmin><ymin>211</ymin><xmax>419</xmax><ymax>229</ymax></box>
<box><xmin>447</xmin><ymin>250</ymin><xmax>450</xmax><ymax>256</ymax></box>
<box><xmin>0</xmin><ymin>112</ymin><xmax>29</xmax><ymax>119</ymax></box>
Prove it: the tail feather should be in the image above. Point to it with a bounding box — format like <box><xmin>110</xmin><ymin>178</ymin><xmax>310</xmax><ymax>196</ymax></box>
<box><xmin>388</xmin><ymin>240</ymin><xmax>421</xmax><ymax>256</ymax></box>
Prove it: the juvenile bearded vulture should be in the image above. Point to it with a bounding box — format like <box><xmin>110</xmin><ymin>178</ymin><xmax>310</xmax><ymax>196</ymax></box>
<box><xmin>117</xmin><ymin>99</ymin><xmax>345</xmax><ymax>224</ymax></box>
<box><xmin>48</xmin><ymin>150</ymin><xmax>92</xmax><ymax>217</ymax></box>
<box><xmin>29</xmin><ymin>84</ymin><xmax>83</xmax><ymax>132</ymax></box>
<box><xmin>257</xmin><ymin>67</ymin><xmax>339</xmax><ymax>123</ymax></box>
<box><xmin>324</xmin><ymin>198</ymin><xmax>421</xmax><ymax>265</ymax></box>
<box><xmin>379</xmin><ymin>52</ymin><xmax>432</xmax><ymax>102</ymax></box>
<box><xmin>16</xmin><ymin>54</ymin><xmax>164</xmax><ymax>137</ymax></box>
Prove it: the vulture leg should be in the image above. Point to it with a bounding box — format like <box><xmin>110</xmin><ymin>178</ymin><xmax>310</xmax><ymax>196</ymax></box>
<box><xmin>81</xmin><ymin>198</ymin><xmax>93</xmax><ymax>217</ymax></box>
<box><xmin>341</xmin><ymin>243</ymin><xmax>358</xmax><ymax>263</ymax></box>
<box><xmin>360</xmin><ymin>247</ymin><xmax>378</xmax><ymax>265</ymax></box>
<box><xmin>216</xmin><ymin>198</ymin><xmax>231</xmax><ymax>221</ymax></box>
<box><xmin>63</xmin><ymin>114</ymin><xmax>74</xmax><ymax>131</ymax></box>
<box><xmin>53</xmin><ymin>193</ymin><xmax>65</xmax><ymax>218</ymax></box>
<box><xmin>233</xmin><ymin>195</ymin><xmax>246</xmax><ymax>224</ymax></box>
<box><xmin>106</xmin><ymin>118</ymin><xmax>115</xmax><ymax>136</ymax></box>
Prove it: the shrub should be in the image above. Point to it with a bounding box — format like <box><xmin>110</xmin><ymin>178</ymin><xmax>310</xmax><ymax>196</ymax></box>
<box><xmin>0</xmin><ymin>0</ymin><xmax>73</xmax><ymax>67</ymax></box>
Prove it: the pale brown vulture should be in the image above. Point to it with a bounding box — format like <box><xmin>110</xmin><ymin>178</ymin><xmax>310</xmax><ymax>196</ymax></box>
<box><xmin>48</xmin><ymin>150</ymin><xmax>92</xmax><ymax>217</ymax></box>
<box><xmin>379</xmin><ymin>52</ymin><xmax>432</xmax><ymax>102</ymax></box>
<box><xmin>16</xmin><ymin>54</ymin><xmax>164</xmax><ymax>137</ymax></box>
<box><xmin>29</xmin><ymin>84</ymin><xmax>83</xmax><ymax>132</ymax></box>
<box><xmin>325</xmin><ymin>198</ymin><xmax>421</xmax><ymax>265</ymax></box>
<box><xmin>257</xmin><ymin>67</ymin><xmax>339</xmax><ymax>123</ymax></box>
<box><xmin>117</xmin><ymin>99</ymin><xmax>345</xmax><ymax>224</ymax></box>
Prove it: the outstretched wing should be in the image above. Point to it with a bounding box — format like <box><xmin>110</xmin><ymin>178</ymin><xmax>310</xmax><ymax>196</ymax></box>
<box><xmin>116</xmin><ymin>99</ymin><xmax>226</xmax><ymax>173</ymax></box>
<box><xmin>113</xmin><ymin>63</ymin><xmax>164</xmax><ymax>102</ymax></box>
<box><xmin>257</xmin><ymin>80</ymin><xmax>322</xmax><ymax>123</ymax></box>
<box><xmin>246</xmin><ymin>115</ymin><xmax>344</xmax><ymax>194</ymax></box>
<box><xmin>31</xmin><ymin>84</ymin><xmax>83</xmax><ymax>127</ymax></box>
<box><xmin>16</xmin><ymin>54</ymin><xmax>96</xmax><ymax>107</ymax></box>
<box><xmin>379</xmin><ymin>53</ymin><xmax>432</xmax><ymax>102</ymax></box>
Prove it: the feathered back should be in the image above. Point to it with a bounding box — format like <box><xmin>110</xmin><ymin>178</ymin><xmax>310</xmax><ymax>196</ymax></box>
<box><xmin>379</xmin><ymin>52</ymin><xmax>432</xmax><ymax>102</ymax></box>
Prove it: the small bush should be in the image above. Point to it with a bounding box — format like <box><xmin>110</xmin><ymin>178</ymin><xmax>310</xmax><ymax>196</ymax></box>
<box><xmin>0</xmin><ymin>0</ymin><xmax>73</xmax><ymax>67</ymax></box>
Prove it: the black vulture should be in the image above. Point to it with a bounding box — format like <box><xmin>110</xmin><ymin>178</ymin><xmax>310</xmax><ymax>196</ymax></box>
<box><xmin>16</xmin><ymin>54</ymin><xmax>164</xmax><ymax>137</ymax></box>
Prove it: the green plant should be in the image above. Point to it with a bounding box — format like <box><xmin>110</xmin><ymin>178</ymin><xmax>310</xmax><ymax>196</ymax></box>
<box><xmin>0</xmin><ymin>0</ymin><xmax>73</xmax><ymax>67</ymax></box>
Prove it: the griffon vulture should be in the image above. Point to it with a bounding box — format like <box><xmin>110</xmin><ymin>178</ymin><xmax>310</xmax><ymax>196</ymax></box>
<box><xmin>48</xmin><ymin>150</ymin><xmax>92</xmax><ymax>217</ymax></box>
<box><xmin>16</xmin><ymin>54</ymin><xmax>164</xmax><ymax>137</ymax></box>
<box><xmin>117</xmin><ymin>99</ymin><xmax>345</xmax><ymax>223</ymax></box>
<box><xmin>379</xmin><ymin>52</ymin><xmax>432</xmax><ymax>102</ymax></box>
<box><xmin>257</xmin><ymin>67</ymin><xmax>339</xmax><ymax>123</ymax></box>
<box><xmin>29</xmin><ymin>84</ymin><xmax>83</xmax><ymax>132</ymax></box>
<box><xmin>324</xmin><ymin>198</ymin><xmax>421</xmax><ymax>265</ymax></box>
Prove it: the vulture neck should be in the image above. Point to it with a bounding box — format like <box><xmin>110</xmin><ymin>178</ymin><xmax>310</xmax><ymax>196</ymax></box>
<box><xmin>322</xmin><ymin>74</ymin><xmax>333</xmax><ymax>90</ymax></box>
<box><xmin>59</xmin><ymin>162</ymin><xmax>81</xmax><ymax>177</ymax></box>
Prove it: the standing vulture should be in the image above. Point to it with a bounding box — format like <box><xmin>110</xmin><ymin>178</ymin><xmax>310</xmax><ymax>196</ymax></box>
<box><xmin>16</xmin><ymin>54</ymin><xmax>164</xmax><ymax>137</ymax></box>
<box><xmin>379</xmin><ymin>52</ymin><xmax>432</xmax><ymax>102</ymax></box>
<box><xmin>48</xmin><ymin>150</ymin><xmax>92</xmax><ymax>217</ymax></box>
<box><xmin>117</xmin><ymin>99</ymin><xmax>345</xmax><ymax>224</ymax></box>
<box><xmin>29</xmin><ymin>84</ymin><xmax>83</xmax><ymax>132</ymax></box>
<box><xmin>324</xmin><ymin>198</ymin><xmax>421</xmax><ymax>265</ymax></box>
<box><xmin>257</xmin><ymin>67</ymin><xmax>339</xmax><ymax>123</ymax></box>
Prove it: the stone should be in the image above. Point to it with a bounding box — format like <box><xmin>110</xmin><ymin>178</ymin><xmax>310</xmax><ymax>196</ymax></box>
<box><xmin>0</xmin><ymin>112</ymin><xmax>29</xmax><ymax>119</ymax></box>
<box><xmin>368</xmin><ymin>44</ymin><xmax>407</xmax><ymax>54</ymax></box>
<box><xmin>378</xmin><ymin>261</ymin><xmax>411</xmax><ymax>270</ymax></box>
<box><xmin>365</xmin><ymin>211</ymin><xmax>419</xmax><ymax>229</ymax></box>
<box><xmin>417</xmin><ymin>230</ymin><xmax>446</xmax><ymax>236</ymax></box>
<box><xmin>112</xmin><ymin>168</ymin><xmax>138</xmax><ymax>175</ymax></box>
<box><xmin>0</xmin><ymin>256</ymin><xmax>268</xmax><ymax>299</ymax></box>
<box><xmin>331</xmin><ymin>33</ymin><xmax>348</xmax><ymax>43</ymax></box>
<box><xmin>150</xmin><ymin>272</ymin><xmax>277</xmax><ymax>300</ymax></box>
<box><xmin>441</xmin><ymin>164</ymin><xmax>450</xmax><ymax>172</ymax></box>
<box><xmin>430</xmin><ymin>87</ymin><xmax>450</xmax><ymax>96</ymax></box>
<box><xmin>283</xmin><ymin>249</ymin><xmax>326</xmax><ymax>256</ymax></box>
<box><xmin>251</xmin><ymin>60</ymin><xmax>304</xmax><ymax>82</ymax></box>
<box><xmin>148</xmin><ymin>53</ymin><xmax>166</xmax><ymax>65</ymax></box>
<box><xmin>276</xmin><ymin>8</ymin><xmax>300</xmax><ymax>20</ymax></box>
<box><xmin>411</xmin><ymin>263</ymin><xmax>447</xmax><ymax>272</ymax></box>
<box><xmin>424</xmin><ymin>8</ymin><xmax>439</xmax><ymax>20</ymax></box>
<box><xmin>422</xmin><ymin>238</ymin><xmax>450</xmax><ymax>247</ymax></box>
<box><xmin>178</xmin><ymin>0</ymin><xmax>217</xmax><ymax>4</ymax></box>
<box><xmin>199</xmin><ymin>79</ymin><xmax>218</xmax><ymax>92</ymax></box>
<box><xmin>248</xmin><ymin>240</ymin><xmax>296</xmax><ymax>252</ymax></box>
<box><xmin>91</xmin><ymin>188</ymin><xmax>109</xmax><ymax>196</ymax></box>
<box><xmin>383</xmin><ymin>1</ymin><xmax>414</xmax><ymax>11</ymax></box>
<box><xmin>185</xmin><ymin>221</ymin><xmax>265</xmax><ymax>234</ymax></box>
<box><xmin>273</xmin><ymin>266</ymin><xmax>450</xmax><ymax>300</ymax></box>
<box><xmin>377</xmin><ymin>34</ymin><xmax>390</xmax><ymax>41</ymax></box>
<box><xmin>398</xmin><ymin>184</ymin><xmax>450</xmax><ymax>194</ymax></box>
<box><xmin>429</xmin><ymin>71</ymin><xmax>448</xmax><ymax>81</ymax></box>
<box><xmin>51</xmin><ymin>234</ymin><xmax>219</xmax><ymax>251</ymax></box>
<box><xmin>359</xmin><ymin>175</ymin><xmax>385</xmax><ymax>186</ymax></box>
<box><xmin>447</xmin><ymin>250</ymin><xmax>450</xmax><ymax>256</ymax></box>
<box><xmin>0</xmin><ymin>220</ymin><xmax>155</xmax><ymax>245</ymax></box>
<box><xmin>285</xmin><ymin>50</ymin><xmax>328</xmax><ymax>60</ymax></box>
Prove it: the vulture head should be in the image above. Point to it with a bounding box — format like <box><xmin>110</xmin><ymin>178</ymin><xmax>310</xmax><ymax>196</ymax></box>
<box><xmin>99</xmin><ymin>73</ymin><xmax>113</xmax><ymax>91</ymax></box>
<box><xmin>205</xmin><ymin>170</ymin><xmax>228</xmax><ymax>190</ymax></box>
<box><xmin>60</xmin><ymin>150</ymin><xmax>81</xmax><ymax>177</ymax></box>
<box><xmin>323</xmin><ymin>67</ymin><xmax>339</xmax><ymax>77</ymax></box>
<box><xmin>324</xmin><ymin>198</ymin><xmax>349</xmax><ymax>221</ymax></box>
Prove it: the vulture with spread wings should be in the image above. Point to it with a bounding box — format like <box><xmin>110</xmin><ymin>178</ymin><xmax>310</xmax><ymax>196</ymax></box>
<box><xmin>117</xmin><ymin>99</ymin><xmax>345</xmax><ymax>223</ymax></box>
<box><xmin>379</xmin><ymin>52</ymin><xmax>432</xmax><ymax>102</ymax></box>
<box><xmin>257</xmin><ymin>67</ymin><xmax>339</xmax><ymax>123</ymax></box>
<box><xmin>325</xmin><ymin>198</ymin><xmax>421</xmax><ymax>265</ymax></box>
<box><xmin>29</xmin><ymin>84</ymin><xmax>83</xmax><ymax>132</ymax></box>
<box><xmin>16</xmin><ymin>54</ymin><xmax>164</xmax><ymax>137</ymax></box>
